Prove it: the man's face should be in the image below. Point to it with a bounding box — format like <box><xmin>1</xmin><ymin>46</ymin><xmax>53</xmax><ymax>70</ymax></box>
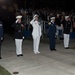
<box><xmin>57</xmin><ymin>14</ymin><xmax>60</xmax><ymax>17</ymax></box>
<box><xmin>66</xmin><ymin>18</ymin><xmax>69</xmax><ymax>21</ymax></box>
<box><xmin>51</xmin><ymin>19</ymin><xmax>55</xmax><ymax>23</ymax></box>
<box><xmin>18</xmin><ymin>18</ymin><xmax>21</xmax><ymax>23</ymax></box>
<box><xmin>35</xmin><ymin>16</ymin><xmax>38</xmax><ymax>21</ymax></box>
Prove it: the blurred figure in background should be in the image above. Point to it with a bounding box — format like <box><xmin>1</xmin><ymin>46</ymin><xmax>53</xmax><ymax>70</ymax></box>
<box><xmin>0</xmin><ymin>19</ymin><xmax>3</xmax><ymax>59</ymax></box>
<box><xmin>55</xmin><ymin>14</ymin><xmax>63</xmax><ymax>40</ymax></box>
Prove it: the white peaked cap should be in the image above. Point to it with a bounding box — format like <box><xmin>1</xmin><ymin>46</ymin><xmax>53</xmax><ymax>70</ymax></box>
<box><xmin>16</xmin><ymin>15</ymin><xmax>22</xmax><ymax>19</ymax></box>
<box><xmin>65</xmin><ymin>16</ymin><xmax>69</xmax><ymax>19</ymax></box>
<box><xmin>33</xmin><ymin>14</ymin><xmax>38</xmax><ymax>18</ymax></box>
<box><xmin>50</xmin><ymin>17</ymin><xmax>55</xmax><ymax>20</ymax></box>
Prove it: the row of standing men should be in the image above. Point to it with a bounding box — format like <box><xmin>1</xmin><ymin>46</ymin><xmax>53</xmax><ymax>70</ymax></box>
<box><xmin>0</xmin><ymin>14</ymin><xmax>71</xmax><ymax>59</ymax></box>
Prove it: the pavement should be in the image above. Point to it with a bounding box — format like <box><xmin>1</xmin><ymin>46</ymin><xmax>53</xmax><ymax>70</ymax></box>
<box><xmin>0</xmin><ymin>34</ymin><xmax>75</xmax><ymax>75</ymax></box>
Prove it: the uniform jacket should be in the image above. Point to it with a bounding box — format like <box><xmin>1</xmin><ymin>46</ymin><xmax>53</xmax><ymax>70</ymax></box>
<box><xmin>47</xmin><ymin>22</ymin><xmax>56</xmax><ymax>37</ymax></box>
<box><xmin>12</xmin><ymin>22</ymin><xmax>24</xmax><ymax>39</ymax></box>
<box><xmin>30</xmin><ymin>19</ymin><xmax>42</xmax><ymax>38</ymax></box>
<box><xmin>62</xmin><ymin>20</ymin><xmax>71</xmax><ymax>34</ymax></box>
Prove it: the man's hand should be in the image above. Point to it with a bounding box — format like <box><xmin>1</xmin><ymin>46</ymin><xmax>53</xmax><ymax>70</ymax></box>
<box><xmin>1</xmin><ymin>37</ymin><xmax>3</xmax><ymax>40</ymax></box>
<box><xmin>21</xmin><ymin>24</ymin><xmax>24</xmax><ymax>28</ymax></box>
<box><xmin>15</xmin><ymin>20</ymin><xmax>19</xmax><ymax>23</ymax></box>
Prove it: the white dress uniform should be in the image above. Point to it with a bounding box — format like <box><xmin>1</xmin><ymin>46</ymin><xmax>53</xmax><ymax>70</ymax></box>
<box><xmin>30</xmin><ymin>15</ymin><xmax>42</xmax><ymax>54</ymax></box>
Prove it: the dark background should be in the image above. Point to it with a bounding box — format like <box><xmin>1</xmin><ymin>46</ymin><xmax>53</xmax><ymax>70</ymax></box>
<box><xmin>0</xmin><ymin>0</ymin><xmax>74</xmax><ymax>34</ymax></box>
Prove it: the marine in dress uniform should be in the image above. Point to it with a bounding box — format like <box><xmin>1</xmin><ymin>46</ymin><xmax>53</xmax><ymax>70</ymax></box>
<box><xmin>62</xmin><ymin>16</ymin><xmax>71</xmax><ymax>49</ymax></box>
<box><xmin>0</xmin><ymin>20</ymin><xmax>3</xmax><ymax>59</ymax></box>
<box><xmin>30</xmin><ymin>14</ymin><xmax>42</xmax><ymax>54</ymax></box>
<box><xmin>48</xmin><ymin>17</ymin><xmax>57</xmax><ymax>51</ymax></box>
<box><xmin>12</xmin><ymin>15</ymin><xmax>24</xmax><ymax>56</ymax></box>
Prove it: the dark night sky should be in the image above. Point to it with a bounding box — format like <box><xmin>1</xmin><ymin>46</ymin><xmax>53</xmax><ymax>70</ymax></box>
<box><xmin>12</xmin><ymin>0</ymin><xmax>74</xmax><ymax>10</ymax></box>
<box><xmin>0</xmin><ymin>0</ymin><xmax>74</xmax><ymax>22</ymax></box>
<box><xmin>25</xmin><ymin>0</ymin><xmax>74</xmax><ymax>10</ymax></box>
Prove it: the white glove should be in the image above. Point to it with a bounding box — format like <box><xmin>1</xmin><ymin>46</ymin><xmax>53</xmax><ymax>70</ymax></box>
<box><xmin>23</xmin><ymin>36</ymin><xmax>24</xmax><ymax>39</ymax></box>
<box><xmin>15</xmin><ymin>19</ymin><xmax>19</xmax><ymax>23</ymax></box>
<box><xmin>1</xmin><ymin>37</ymin><xmax>3</xmax><ymax>40</ymax></box>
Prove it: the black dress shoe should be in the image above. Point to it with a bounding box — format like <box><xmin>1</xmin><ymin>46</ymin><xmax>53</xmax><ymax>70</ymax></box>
<box><xmin>20</xmin><ymin>54</ymin><xmax>23</xmax><ymax>56</ymax></box>
<box><xmin>53</xmin><ymin>49</ymin><xmax>57</xmax><ymax>51</ymax></box>
<box><xmin>65</xmin><ymin>47</ymin><xmax>69</xmax><ymax>49</ymax></box>
<box><xmin>17</xmin><ymin>55</ymin><xmax>20</xmax><ymax>57</ymax></box>
<box><xmin>0</xmin><ymin>57</ymin><xmax>2</xmax><ymax>59</ymax></box>
<box><xmin>50</xmin><ymin>49</ymin><xmax>53</xmax><ymax>51</ymax></box>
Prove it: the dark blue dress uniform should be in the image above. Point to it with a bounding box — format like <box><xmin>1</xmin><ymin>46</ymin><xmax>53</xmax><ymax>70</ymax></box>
<box><xmin>13</xmin><ymin>22</ymin><xmax>24</xmax><ymax>39</ymax></box>
<box><xmin>0</xmin><ymin>21</ymin><xmax>3</xmax><ymax>59</ymax></box>
<box><xmin>48</xmin><ymin>22</ymin><xmax>56</xmax><ymax>51</ymax></box>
